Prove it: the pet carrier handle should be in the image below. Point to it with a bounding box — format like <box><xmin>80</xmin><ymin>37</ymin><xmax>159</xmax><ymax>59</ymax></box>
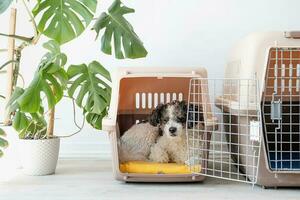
<box><xmin>284</xmin><ymin>31</ymin><xmax>300</xmax><ymax>39</ymax></box>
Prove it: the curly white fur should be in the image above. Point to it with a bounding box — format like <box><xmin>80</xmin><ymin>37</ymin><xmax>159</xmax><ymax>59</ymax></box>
<box><xmin>120</xmin><ymin>101</ymin><xmax>204</xmax><ymax>165</ymax></box>
<box><xmin>119</xmin><ymin>123</ymin><xmax>159</xmax><ymax>163</ymax></box>
<box><xmin>149</xmin><ymin>130</ymin><xmax>187</xmax><ymax>164</ymax></box>
<box><xmin>149</xmin><ymin>124</ymin><xmax>204</xmax><ymax>164</ymax></box>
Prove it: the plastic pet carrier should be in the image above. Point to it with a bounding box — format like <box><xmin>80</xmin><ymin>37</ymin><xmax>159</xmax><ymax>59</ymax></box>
<box><xmin>102</xmin><ymin>67</ymin><xmax>217</xmax><ymax>182</ymax></box>
<box><xmin>223</xmin><ymin>31</ymin><xmax>300</xmax><ymax>187</ymax></box>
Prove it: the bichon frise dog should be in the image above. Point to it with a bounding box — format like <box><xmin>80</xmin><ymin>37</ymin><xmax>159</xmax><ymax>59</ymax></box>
<box><xmin>119</xmin><ymin>100</ymin><xmax>202</xmax><ymax>164</ymax></box>
<box><xmin>149</xmin><ymin>101</ymin><xmax>203</xmax><ymax>164</ymax></box>
<box><xmin>119</xmin><ymin>121</ymin><xmax>159</xmax><ymax>163</ymax></box>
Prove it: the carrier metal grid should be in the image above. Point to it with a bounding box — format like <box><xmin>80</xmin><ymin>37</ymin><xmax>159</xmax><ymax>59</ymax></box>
<box><xmin>225</xmin><ymin>31</ymin><xmax>300</xmax><ymax>187</ymax></box>
<box><xmin>102</xmin><ymin>67</ymin><xmax>217</xmax><ymax>182</ymax></box>
<box><xmin>262</xmin><ymin>47</ymin><xmax>300</xmax><ymax>171</ymax></box>
<box><xmin>187</xmin><ymin>78</ymin><xmax>261</xmax><ymax>184</ymax></box>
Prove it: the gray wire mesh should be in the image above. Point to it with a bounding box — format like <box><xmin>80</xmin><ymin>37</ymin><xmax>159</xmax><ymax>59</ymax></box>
<box><xmin>186</xmin><ymin>78</ymin><xmax>261</xmax><ymax>184</ymax></box>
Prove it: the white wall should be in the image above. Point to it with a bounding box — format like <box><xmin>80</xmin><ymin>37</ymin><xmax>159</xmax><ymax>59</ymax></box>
<box><xmin>1</xmin><ymin>0</ymin><xmax>300</xmax><ymax>159</ymax></box>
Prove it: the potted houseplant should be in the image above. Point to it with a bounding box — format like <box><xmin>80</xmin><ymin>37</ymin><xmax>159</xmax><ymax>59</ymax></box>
<box><xmin>1</xmin><ymin>0</ymin><xmax>147</xmax><ymax>175</ymax></box>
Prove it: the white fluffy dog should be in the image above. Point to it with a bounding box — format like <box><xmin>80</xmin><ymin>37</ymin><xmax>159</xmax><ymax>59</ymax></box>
<box><xmin>148</xmin><ymin>101</ymin><xmax>189</xmax><ymax>164</ymax></box>
<box><xmin>119</xmin><ymin>122</ymin><xmax>159</xmax><ymax>163</ymax></box>
<box><xmin>119</xmin><ymin>100</ymin><xmax>202</xmax><ymax>164</ymax></box>
<box><xmin>149</xmin><ymin>130</ymin><xmax>187</xmax><ymax>164</ymax></box>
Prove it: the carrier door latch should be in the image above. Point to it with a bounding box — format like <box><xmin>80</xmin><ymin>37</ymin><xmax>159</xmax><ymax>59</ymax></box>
<box><xmin>250</xmin><ymin>121</ymin><xmax>260</xmax><ymax>142</ymax></box>
<box><xmin>271</xmin><ymin>100</ymin><xmax>282</xmax><ymax>121</ymax></box>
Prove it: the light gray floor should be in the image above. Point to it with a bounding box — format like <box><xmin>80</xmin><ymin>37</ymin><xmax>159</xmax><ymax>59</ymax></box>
<box><xmin>1</xmin><ymin>159</ymin><xmax>300</xmax><ymax>200</ymax></box>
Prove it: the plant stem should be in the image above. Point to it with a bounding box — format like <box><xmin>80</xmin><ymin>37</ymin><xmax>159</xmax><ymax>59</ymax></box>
<box><xmin>21</xmin><ymin>0</ymin><xmax>39</xmax><ymax>38</ymax></box>
<box><xmin>0</xmin><ymin>49</ymin><xmax>8</xmax><ymax>52</ymax></box>
<box><xmin>0</xmin><ymin>33</ymin><xmax>32</xmax><ymax>43</ymax></box>
<box><xmin>0</xmin><ymin>60</ymin><xmax>17</xmax><ymax>71</ymax></box>
<box><xmin>12</xmin><ymin>48</ymin><xmax>21</xmax><ymax>88</ymax></box>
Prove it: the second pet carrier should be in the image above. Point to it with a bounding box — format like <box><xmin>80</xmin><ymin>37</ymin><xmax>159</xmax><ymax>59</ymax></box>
<box><xmin>102</xmin><ymin>67</ymin><xmax>217</xmax><ymax>182</ymax></box>
<box><xmin>222</xmin><ymin>31</ymin><xmax>300</xmax><ymax>187</ymax></box>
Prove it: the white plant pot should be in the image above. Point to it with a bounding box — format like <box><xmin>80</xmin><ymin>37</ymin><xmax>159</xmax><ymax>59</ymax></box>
<box><xmin>18</xmin><ymin>137</ymin><xmax>60</xmax><ymax>176</ymax></box>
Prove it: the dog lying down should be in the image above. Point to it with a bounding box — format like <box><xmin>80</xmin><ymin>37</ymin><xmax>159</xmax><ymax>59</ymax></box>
<box><xmin>119</xmin><ymin>100</ymin><xmax>204</xmax><ymax>164</ymax></box>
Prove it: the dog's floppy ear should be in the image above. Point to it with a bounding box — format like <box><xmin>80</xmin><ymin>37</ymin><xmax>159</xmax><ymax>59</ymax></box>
<box><xmin>178</xmin><ymin>100</ymin><xmax>187</xmax><ymax>112</ymax></box>
<box><xmin>149</xmin><ymin>104</ymin><xmax>164</xmax><ymax>126</ymax></box>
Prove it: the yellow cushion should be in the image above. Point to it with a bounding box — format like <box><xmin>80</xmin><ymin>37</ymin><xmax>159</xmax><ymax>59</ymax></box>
<box><xmin>120</xmin><ymin>161</ymin><xmax>201</xmax><ymax>174</ymax></box>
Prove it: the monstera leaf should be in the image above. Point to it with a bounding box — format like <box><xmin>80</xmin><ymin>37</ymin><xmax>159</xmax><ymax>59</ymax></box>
<box><xmin>6</xmin><ymin>87</ymin><xmax>24</xmax><ymax>114</ymax></box>
<box><xmin>85</xmin><ymin>110</ymin><xmax>107</xmax><ymax>130</ymax></box>
<box><xmin>67</xmin><ymin>61</ymin><xmax>111</xmax><ymax>129</ymax></box>
<box><xmin>0</xmin><ymin>128</ymin><xmax>8</xmax><ymax>157</ymax></box>
<box><xmin>16</xmin><ymin>40</ymin><xmax>68</xmax><ymax>113</ymax></box>
<box><xmin>32</xmin><ymin>0</ymin><xmax>97</xmax><ymax>44</ymax></box>
<box><xmin>12</xmin><ymin>109</ymin><xmax>47</xmax><ymax>139</ymax></box>
<box><xmin>93</xmin><ymin>0</ymin><xmax>147</xmax><ymax>59</ymax></box>
<box><xmin>0</xmin><ymin>0</ymin><xmax>13</xmax><ymax>14</ymax></box>
<box><xmin>6</xmin><ymin>41</ymin><xmax>66</xmax><ymax>138</ymax></box>
<box><xmin>7</xmin><ymin>87</ymin><xmax>47</xmax><ymax>139</ymax></box>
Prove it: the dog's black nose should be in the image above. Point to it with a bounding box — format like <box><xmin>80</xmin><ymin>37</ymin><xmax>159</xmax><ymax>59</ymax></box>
<box><xmin>169</xmin><ymin>127</ymin><xmax>177</xmax><ymax>133</ymax></box>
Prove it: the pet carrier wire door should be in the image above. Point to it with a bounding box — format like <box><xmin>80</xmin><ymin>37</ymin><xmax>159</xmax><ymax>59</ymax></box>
<box><xmin>262</xmin><ymin>47</ymin><xmax>300</xmax><ymax>172</ymax></box>
<box><xmin>187</xmin><ymin>78</ymin><xmax>262</xmax><ymax>184</ymax></box>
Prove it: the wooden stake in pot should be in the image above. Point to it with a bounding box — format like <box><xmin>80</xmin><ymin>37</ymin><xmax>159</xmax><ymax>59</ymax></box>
<box><xmin>47</xmin><ymin>86</ymin><xmax>55</xmax><ymax>138</ymax></box>
<box><xmin>4</xmin><ymin>8</ymin><xmax>17</xmax><ymax>125</ymax></box>
<box><xmin>47</xmin><ymin>106</ymin><xmax>55</xmax><ymax>138</ymax></box>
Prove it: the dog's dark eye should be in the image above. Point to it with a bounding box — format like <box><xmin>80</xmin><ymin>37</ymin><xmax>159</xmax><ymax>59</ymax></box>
<box><xmin>177</xmin><ymin>117</ymin><xmax>185</xmax><ymax>123</ymax></box>
<box><xmin>163</xmin><ymin>118</ymin><xmax>169</xmax><ymax>123</ymax></box>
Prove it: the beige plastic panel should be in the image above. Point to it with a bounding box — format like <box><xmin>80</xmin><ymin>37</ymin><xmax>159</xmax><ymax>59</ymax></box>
<box><xmin>118</xmin><ymin>77</ymin><xmax>193</xmax><ymax>134</ymax></box>
<box><xmin>104</xmin><ymin>67</ymin><xmax>217</xmax><ymax>182</ymax></box>
<box><xmin>118</xmin><ymin>77</ymin><xmax>191</xmax><ymax>114</ymax></box>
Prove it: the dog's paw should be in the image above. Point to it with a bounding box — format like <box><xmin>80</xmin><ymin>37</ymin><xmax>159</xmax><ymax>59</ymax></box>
<box><xmin>149</xmin><ymin>149</ymin><xmax>169</xmax><ymax>163</ymax></box>
<box><xmin>157</xmin><ymin>154</ymin><xmax>169</xmax><ymax>163</ymax></box>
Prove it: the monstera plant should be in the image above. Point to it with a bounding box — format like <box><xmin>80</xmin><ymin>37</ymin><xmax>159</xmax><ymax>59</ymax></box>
<box><xmin>0</xmin><ymin>0</ymin><xmax>147</xmax><ymax>175</ymax></box>
<box><xmin>0</xmin><ymin>128</ymin><xmax>8</xmax><ymax>157</ymax></box>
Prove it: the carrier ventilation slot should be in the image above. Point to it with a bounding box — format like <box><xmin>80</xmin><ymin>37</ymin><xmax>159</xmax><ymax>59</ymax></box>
<box><xmin>262</xmin><ymin>47</ymin><xmax>300</xmax><ymax>172</ymax></box>
<box><xmin>135</xmin><ymin>92</ymin><xmax>183</xmax><ymax>109</ymax></box>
